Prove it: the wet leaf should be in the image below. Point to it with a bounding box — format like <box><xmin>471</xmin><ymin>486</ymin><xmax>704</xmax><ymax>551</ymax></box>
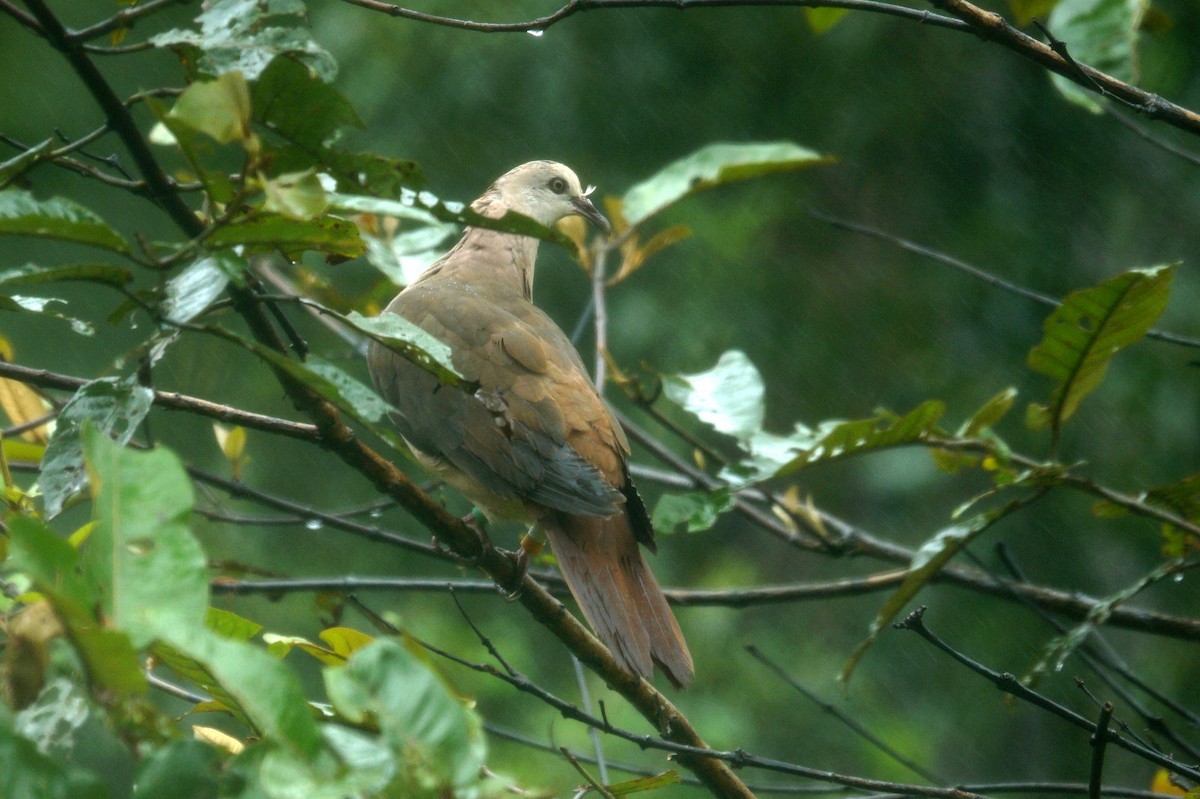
<box><xmin>652</xmin><ymin>489</ymin><xmax>735</xmax><ymax>534</ymax></box>
<box><xmin>621</xmin><ymin>141</ymin><xmax>833</xmax><ymax>226</ymax></box>
<box><xmin>252</xmin><ymin>55</ymin><xmax>361</xmax><ymax>150</ymax></box>
<box><xmin>81</xmin><ymin>427</ymin><xmax>207</xmax><ymax>649</ymax></box>
<box><xmin>324</xmin><ymin>638</ymin><xmax>486</xmax><ymax>794</ymax></box>
<box><xmin>164</xmin><ymin>71</ymin><xmax>252</xmax><ymax>145</ymax></box>
<box><xmin>151</xmin><ymin>0</ymin><xmax>336</xmax><ymax>82</ymax></box>
<box><xmin>37</xmin><ymin>376</ymin><xmax>154</xmax><ymax>518</ymax></box>
<box><xmin>162</xmin><ymin>255</ymin><xmax>232</xmax><ymax>324</ymax></box>
<box><xmin>207</xmin><ymin>213</ymin><xmax>364</xmax><ymax>259</ymax></box>
<box><xmin>662</xmin><ymin>350</ymin><xmax>765</xmax><ymax>443</ymax></box>
<box><xmin>1048</xmin><ymin>0</ymin><xmax>1150</xmax><ymax>111</ymax></box>
<box><xmin>0</xmin><ymin>190</ymin><xmax>130</xmax><ymax>254</ymax></box>
<box><xmin>0</xmin><ymin>263</ymin><xmax>133</xmax><ymax>289</ymax></box>
<box><xmin>1026</xmin><ymin>264</ymin><xmax>1173</xmax><ymax>436</ymax></box>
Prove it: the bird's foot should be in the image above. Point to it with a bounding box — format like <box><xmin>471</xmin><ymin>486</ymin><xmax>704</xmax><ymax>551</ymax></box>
<box><xmin>442</xmin><ymin>509</ymin><xmax>492</xmax><ymax>567</ymax></box>
<box><xmin>501</xmin><ymin>533</ymin><xmax>543</xmax><ymax>601</ymax></box>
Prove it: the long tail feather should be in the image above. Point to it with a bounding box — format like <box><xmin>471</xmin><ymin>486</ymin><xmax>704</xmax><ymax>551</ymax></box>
<box><xmin>542</xmin><ymin>514</ymin><xmax>693</xmax><ymax>688</ymax></box>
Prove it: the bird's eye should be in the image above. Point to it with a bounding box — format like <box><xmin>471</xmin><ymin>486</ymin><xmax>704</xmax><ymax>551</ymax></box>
<box><xmin>548</xmin><ymin>177</ymin><xmax>568</xmax><ymax>194</ymax></box>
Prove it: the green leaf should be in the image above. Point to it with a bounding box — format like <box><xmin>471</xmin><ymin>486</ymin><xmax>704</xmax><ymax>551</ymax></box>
<box><xmin>0</xmin><ymin>263</ymin><xmax>133</xmax><ymax>289</ymax></box>
<box><xmin>151</xmin><ymin>0</ymin><xmax>337</xmax><ymax>81</ymax></box>
<box><xmin>131</xmin><ymin>739</ymin><xmax>220</xmax><ymax>799</ymax></box>
<box><xmin>324</xmin><ymin>638</ymin><xmax>486</xmax><ymax>795</ymax></box>
<box><xmin>261</xmin><ymin>170</ymin><xmax>329</xmax><ymax>220</ymax></box>
<box><xmin>37</xmin><ymin>376</ymin><xmax>154</xmax><ymax>518</ymax></box>
<box><xmin>165</xmin><ymin>71</ymin><xmax>252</xmax><ymax>145</ymax></box>
<box><xmin>1009</xmin><ymin>0</ymin><xmax>1063</xmax><ymax>26</ymax></box>
<box><xmin>0</xmin><ymin>139</ymin><xmax>54</xmax><ymax>188</ymax></box>
<box><xmin>329</xmin><ymin>190</ymin><xmax>574</xmax><ymax>249</ymax></box>
<box><xmin>206</xmin><ymin>607</ymin><xmax>264</xmax><ymax>642</ymax></box>
<box><xmin>0</xmin><ymin>705</ymin><xmax>109</xmax><ymax>799</ymax></box>
<box><xmin>341</xmin><ymin>311</ymin><xmax>462</xmax><ymax>388</ymax></box>
<box><xmin>8</xmin><ymin>519</ymin><xmax>147</xmax><ymax>699</ymax></box>
<box><xmin>305</xmin><ymin>356</ymin><xmax>395</xmax><ymax>423</ymax></box>
<box><xmin>0</xmin><ymin>296</ymin><xmax>95</xmax><ymax>336</ymax></box>
<box><xmin>662</xmin><ymin>350</ymin><xmax>765</xmax><ymax>443</ymax></box>
<box><xmin>621</xmin><ymin>141</ymin><xmax>834</xmax><ymax>226</ymax></box>
<box><xmin>160</xmin><ymin>627</ymin><xmax>323</xmax><ymax>757</ymax></box>
<box><xmin>804</xmin><ymin>8</ymin><xmax>849</xmax><ymax>32</ymax></box>
<box><xmin>320</xmin><ymin>150</ymin><xmax>422</xmax><ymax>198</ymax></box>
<box><xmin>162</xmin><ymin>255</ymin><xmax>233</xmax><ymax>324</ymax></box>
<box><xmin>207</xmin><ymin>213</ymin><xmax>364</xmax><ymax>259</ymax></box>
<box><xmin>607</xmin><ymin>771</ymin><xmax>683</xmax><ymax>796</ymax></box>
<box><xmin>652</xmin><ymin>489</ymin><xmax>736</xmax><ymax>534</ymax></box>
<box><xmin>201</xmin><ymin>327</ymin><xmax>410</xmax><ymax>450</ymax></box>
<box><xmin>355</xmin><ymin>214</ymin><xmax>458</xmax><ymax>287</ymax></box>
<box><xmin>0</xmin><ymin>190</ymin><xmax>130</xmax><ymax>254</ymax></box>
<box><xmin>7</xmin><ymin>516</ymin><xmax>97</xmax><ymax>626</ymax></box>
<box><xmin>252</xmin><ymin>55</ymin><xmax>361</xmax><ymax>150</ymax></box>
<box><xmin>958</xmin><ymin>387</ymin><xmax>1018</xmax><ymax>436</ymax></box>
<box><xmin>842</xmin><ymin>511</ymin><xmax>1001</xmax><ymax>684</ymax></box>
<box><xmin>1026</xmin><ymin>265</ymin><xmax>1173</xmax><ymax>436</ymax></box>
<box><xmin>1048</xmin><ymin>0</ymin><xmax>1150</xmax><ymax>111</ymax></box>
<box><xmin>81</xmin><ymin>427</ymin><xmax>208</xmax><ymax>650</ymax></box>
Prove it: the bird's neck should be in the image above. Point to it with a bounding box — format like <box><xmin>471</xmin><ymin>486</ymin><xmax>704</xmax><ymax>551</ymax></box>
<box><xmin>432</xmin><ymin>194</ymin><xmax>542</xmax><ymax>300</ymax></box>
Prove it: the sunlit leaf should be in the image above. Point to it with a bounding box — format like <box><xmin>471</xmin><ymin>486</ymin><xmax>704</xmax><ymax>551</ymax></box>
<box><xmin>0</xmin><ymin>370</ymin><xmax>52</xmax><ymax>444</ymax></box>
<box><xmin>37</xmin><ymin>376</ymin><xmax>153</xmax><ymax>518</ymax></box>
<box><xmin>621</xmin><ymin>141</ymin><xmax>833</xmax><ymax>226</ymax></box>
<box><xmin>0</xmin><ymin>190</ymin><xmax>130</xmax><ymax>254</ymax></box>
<box><xmin>662</xmin><ymin>350</ymin><xmax>765</xmax><ymax>443</ymax></box>
<box><xmin>162</xmin><ymin>255</ymin><xmax>232</xmax><ymax>324</ymax></box>
<box><xmin>1048</xmin><ymin>0</ymin><xmax>1150</xmax><ymax>111</ymax></box>
<box><xmin>151</xmin><ymin>0</ymin><xmax>337</xmax><ymax>81</ymax></box>
<box><xmin>1026</xmin><ymin>265</ymin><xmax>1173</xmax><ymax>436</ymax></box>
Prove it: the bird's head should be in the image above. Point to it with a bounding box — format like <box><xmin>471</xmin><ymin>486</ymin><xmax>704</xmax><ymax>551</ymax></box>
<box><xmin>480</xmin><ymin>161</ymin><xmax>611</xmax><ymax>235</ymax></box>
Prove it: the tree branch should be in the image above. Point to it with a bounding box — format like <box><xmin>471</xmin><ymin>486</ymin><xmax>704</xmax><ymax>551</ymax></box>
<box><xmin>336</xmin><ymin>0</ymin><xmax>968</xmax><ymax>34</ymax></box>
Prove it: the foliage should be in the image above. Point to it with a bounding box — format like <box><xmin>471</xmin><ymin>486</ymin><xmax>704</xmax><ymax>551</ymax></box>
<box><xmin>1</xmin><ymin>0</ymin><xmax>1198</xmax><ymax>797</ymax></box>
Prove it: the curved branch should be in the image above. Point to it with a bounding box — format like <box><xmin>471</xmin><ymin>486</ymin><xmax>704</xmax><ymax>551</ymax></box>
<box><xmin>337</xmin><ymin>0</ymin><xmax>968</xmax><ymax>33</ymax></box>
<box><xmin>927</xmin><ymin>0</ymin><xmax>1200</xmax><ymax>136</ymax></box>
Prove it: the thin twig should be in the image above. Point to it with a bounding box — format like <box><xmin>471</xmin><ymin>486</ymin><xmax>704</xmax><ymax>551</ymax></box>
<box><xmin>745</xmin><ymin>644</ymin><xmax>943</xmax><ymax>784</ymax></box>
<box><xmin>894</xmin><ymin>606</ymin><xmax>1200</xmax><ymax>782</ymax></box>
<box><xmin>335</xmin><ymin>0</ymin><xmax>968</xmax><ymax>34</ymax></box>
<box><xmin>1088</xmin><ymin>703</ymin><xmax>1113</xmax><ymax>799</ymax></box>
<box><xmin>810</xmin><ymin>209</ymin><xmax>1200</xmax><ymax>349</ymax></box>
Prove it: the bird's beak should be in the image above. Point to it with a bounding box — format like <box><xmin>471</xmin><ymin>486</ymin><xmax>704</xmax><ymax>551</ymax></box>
<box><xmin>571</xmin><ymin>195</ymin><xmax>611</xmax><ymax>236</ymax></box>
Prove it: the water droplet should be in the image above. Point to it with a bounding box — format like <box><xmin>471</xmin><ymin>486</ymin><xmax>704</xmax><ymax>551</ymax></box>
<box><xmin>304</xmin><ymin>518</ymin><xmax>324</xmax><ymax>531</ymax></box>
<box><xmin>1172</xmin><ymin>573</ymin><xmax>1184</xmax><ymax>583</ymax></box>
<box><xmin>369</xmin><ymin>507</ymin><xmax>383</xmax><ymax>519</ymax></box>
<box><xmin>1053</xmin><ymin>662</ymin><xmax>1064</xmax><ymax>672</ymax></box>
<box><xmin>527</xmin><ymin>29</ymin><xmax>544</xmax><ymax>37</ymax></box>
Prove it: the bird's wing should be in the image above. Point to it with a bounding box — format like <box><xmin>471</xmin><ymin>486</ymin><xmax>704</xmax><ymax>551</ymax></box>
<box><xmin>368</xmin><ymin>281</ymin><xmax>627</xmax><ymax>518</ymax></box>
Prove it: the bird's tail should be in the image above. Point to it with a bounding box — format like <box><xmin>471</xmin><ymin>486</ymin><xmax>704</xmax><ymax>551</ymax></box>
<box><xmin>542</xmin><ymin>514</ymin><xmax>693</xmax><ymax>688</ymax></box>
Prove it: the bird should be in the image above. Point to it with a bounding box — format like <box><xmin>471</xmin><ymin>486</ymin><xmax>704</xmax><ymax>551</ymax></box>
<box><xmin>367</xmin><ymin>161</ymin><xmax>693</xmax><ymax>688</ymax></box>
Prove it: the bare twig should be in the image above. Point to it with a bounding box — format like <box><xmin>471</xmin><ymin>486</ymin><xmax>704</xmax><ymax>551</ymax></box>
<box><xmin>894</xmin><ymin>606</ymin><xmax>1200</xmax><ymax>782</ymax></box>
<box><xmin>335</xmin><ymin>0</ymin><xmax>968</xmax><ymax>34</ymax></box>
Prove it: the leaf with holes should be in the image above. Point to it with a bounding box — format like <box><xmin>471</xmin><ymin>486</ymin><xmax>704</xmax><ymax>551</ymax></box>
<box><xmin>1026</xmin><ymin>265</ymin><xmax>1173</xmax><ymax>436</ymax></box>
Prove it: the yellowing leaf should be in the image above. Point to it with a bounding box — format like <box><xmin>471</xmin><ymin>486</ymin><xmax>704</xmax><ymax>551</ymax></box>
<box><xmin>167</xmin><ymin>71</ymin><xmax>253</xmax><ymax>145</ymax></box>
<box><xmin>193</xmin><ymin>724</ymin><xmax>245</xmax><ymax>754</ymax></box>
<box><xmin>319</xmin><ymin>627</ymin><xmax>374</xmax><ymax>659</ymax></box>
<box><xmin>0</xmin><ymin>376</ymin><xmax>52</xmax><ymax>444</ymax></box>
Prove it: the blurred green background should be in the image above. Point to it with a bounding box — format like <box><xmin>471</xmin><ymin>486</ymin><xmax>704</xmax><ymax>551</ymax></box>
<box><xmin>2</xmin><ymin>0</ymin><xmax>1199</xmax><ymax>793</ymax></box>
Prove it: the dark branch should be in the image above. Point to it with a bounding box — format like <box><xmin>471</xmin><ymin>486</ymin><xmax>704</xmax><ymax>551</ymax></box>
<box><xmin>336</xmin><ymin>0</ymin><xmax>968</xmax><ymax>34</ymax></box>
